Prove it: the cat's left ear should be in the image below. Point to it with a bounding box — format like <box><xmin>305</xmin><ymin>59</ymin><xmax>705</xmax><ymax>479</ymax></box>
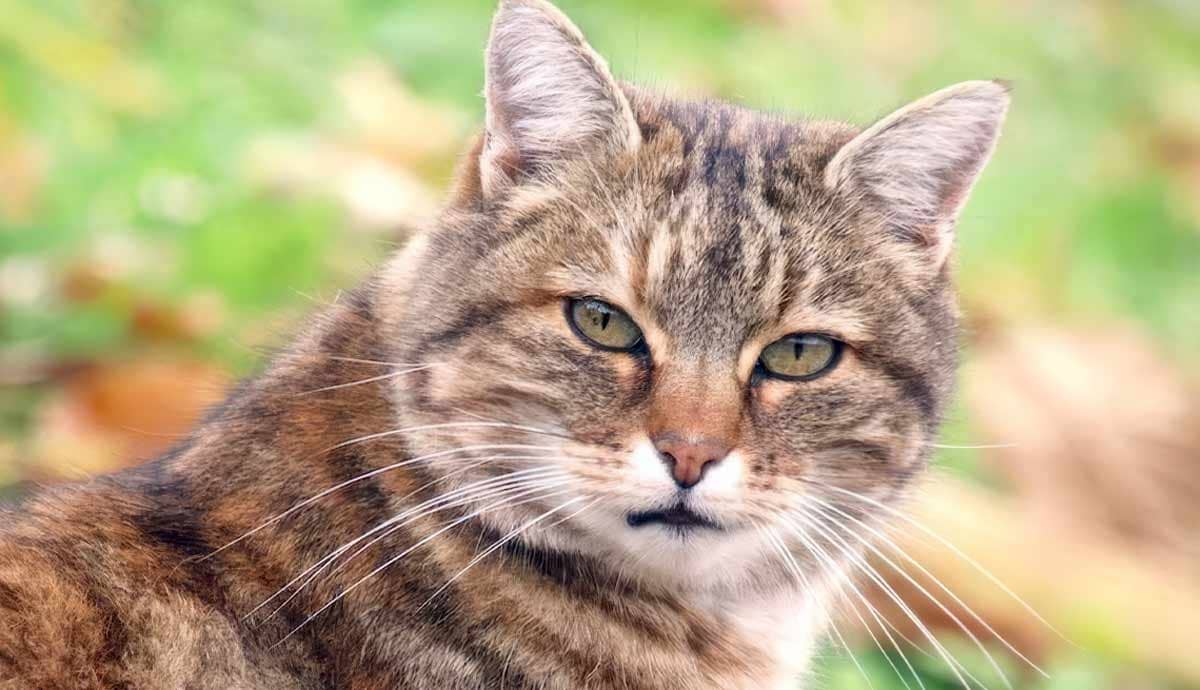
<box><xmin>480</xmin><ymin>0</ymin><xmax>641</xmax><ymax>197</ymax></box>
<box><xmin>825</xmin><ymin>80</ymin><xmax>1010</xmax><ymax>269</ymax></box>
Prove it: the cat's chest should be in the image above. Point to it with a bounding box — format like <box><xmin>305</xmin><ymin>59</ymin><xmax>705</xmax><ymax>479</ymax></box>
<box><xmin>403</xmin><ymin>574</ymin><xmax>824</xmax><ymax>690</ymax></box>
<box><xmin>705</xmin><ymin>588</ymin><xmax>827</xmax><ymax>690</ymax></box>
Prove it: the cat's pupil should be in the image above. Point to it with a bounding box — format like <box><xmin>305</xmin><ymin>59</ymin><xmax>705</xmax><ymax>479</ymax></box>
<box><xmin>793</xmin><ymin>341</ymin><xmax>803</xmax><ymax>361</ymax></box>
<box><xmin>599</xmin><ymin>311</ymin><xmax>611</xmax><ymax>330</ymax></box>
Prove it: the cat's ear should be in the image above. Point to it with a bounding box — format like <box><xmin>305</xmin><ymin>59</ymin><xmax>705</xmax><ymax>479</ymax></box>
<box><xmin>480</xmin><ymin>0</ymin><xmax>641</xmax><ymax>197</ymax></box>
<box><xmin>825</xmin><ymin>80</ymin><xmax>1010</xmax><ymax>268</ymax></box>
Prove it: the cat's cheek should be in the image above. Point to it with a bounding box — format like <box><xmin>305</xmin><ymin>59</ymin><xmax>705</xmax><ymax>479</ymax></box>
<box><xmin>606</xmin><ymin>352</ymin><xmax>650</xmax><ymax>399</ymax></box>
<box><xmin>754</xmin><ymin>379</ymin><xmax>794</xmax><ymax>412</ymax></box>
<box><xmin>421</xmin><ymin>359</ymin><xmax>465</xmax><ymax>405</ymax></box>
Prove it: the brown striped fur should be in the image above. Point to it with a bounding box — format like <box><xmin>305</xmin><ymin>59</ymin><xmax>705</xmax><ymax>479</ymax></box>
<box><xmin>0</xmin><ymin>1</ymin><xmax>1009</xmax><ymax>687</ymax></box>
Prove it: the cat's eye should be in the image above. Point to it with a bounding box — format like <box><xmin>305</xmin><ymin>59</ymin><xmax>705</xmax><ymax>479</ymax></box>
<box><xmin>567</xmin><ymin>298</ymin><xmax>643</xmax><ymax>351</ymax></box>
<box><xmin>757</xmin><ymin>334</ymin><xmax>843</xmax><ymax>381</ymax></box>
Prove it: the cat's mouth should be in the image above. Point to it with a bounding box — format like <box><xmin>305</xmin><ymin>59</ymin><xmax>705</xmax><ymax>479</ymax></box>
<box><xmin>626</xmin><ymin>503</ymin><xmax>723</xmax><ymax>532</ymax></box>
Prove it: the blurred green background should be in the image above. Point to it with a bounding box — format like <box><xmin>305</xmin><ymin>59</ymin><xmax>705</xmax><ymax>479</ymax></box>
<box><xmin>1</xmin><ymin>1</ymin><xmax>1198</xmax><ymax>688</ymax></box>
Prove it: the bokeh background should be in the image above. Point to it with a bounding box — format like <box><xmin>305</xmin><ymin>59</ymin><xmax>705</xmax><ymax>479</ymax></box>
<box><xmin>2</xmin><ymin>1</ymin><xmax>1198</xmax><ymax>688</ymax></box>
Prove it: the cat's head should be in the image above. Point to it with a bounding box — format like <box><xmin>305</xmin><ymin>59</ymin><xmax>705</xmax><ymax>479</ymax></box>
<box><xmin>382</xmin><ymin>0</ymin><xmax>1007</xmax><ymax>592</ymax></box>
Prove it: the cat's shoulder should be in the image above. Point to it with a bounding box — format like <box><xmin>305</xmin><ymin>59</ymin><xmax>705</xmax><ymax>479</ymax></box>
<box><xmin>0</xmin><ymin>482</ymin><xmax>182</xmax><ymax>687</ymax></box>
<box><xmin>0</xmin><ymin>493</ymin><xmax>126</xmax><ymax>689</ymax></box>
<box><xmin>0</xmin><ymin>483</ymin><xmax>306</xmax><ymax>689</ymax></box>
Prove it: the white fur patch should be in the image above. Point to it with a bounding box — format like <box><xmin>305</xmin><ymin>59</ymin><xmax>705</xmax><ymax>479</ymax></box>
<box><xmin>692</xmin><ymin>448</ymin><xmax>744</xmax><ymax>500</ymax></box>
<box><xmin>724</xmin><ymin>586</ymin><xmax>830</xmax><ymax>688</ymax></box>
<box><xmin>628</xmin><ymin>437</ymin><xmax>670</xmax><ymax>487</ymax></box>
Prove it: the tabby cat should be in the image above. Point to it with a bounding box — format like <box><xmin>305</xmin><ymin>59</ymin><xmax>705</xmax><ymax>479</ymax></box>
<box><xmin>0</xmin><ymin>1</ymin><xmax>1009</xmax><ymax>687</ymax></box>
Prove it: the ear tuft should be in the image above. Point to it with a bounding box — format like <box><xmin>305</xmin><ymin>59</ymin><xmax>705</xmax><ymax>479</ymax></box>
<box><xmin>481</xmin><ymin>0</ymin><xmax>640</xmax><ymax>197</ymax></box>
<box><xmin>825</xmin><ymin>80</ymin><xmax>1010</xmax><ymax>267</ymax></box>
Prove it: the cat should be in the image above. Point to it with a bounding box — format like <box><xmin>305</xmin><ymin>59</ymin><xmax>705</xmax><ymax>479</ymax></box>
<box><xmin>0</xmin><ymin>1</ymin><xmax>1008</xmax><ymax>688</ymax></box>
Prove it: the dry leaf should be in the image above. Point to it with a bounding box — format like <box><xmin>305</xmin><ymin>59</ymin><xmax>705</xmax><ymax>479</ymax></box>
<box><xmin>29</xmin><ymin>358</ymin><xmax>230</xmax><ymax>479</ymax></box>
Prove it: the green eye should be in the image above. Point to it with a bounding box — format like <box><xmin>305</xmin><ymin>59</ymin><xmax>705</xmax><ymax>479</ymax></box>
<box><xmin>758</xmin><ymin>334</ymin><xmax>842</xmax><ymax>381</ymax></box>
<box><xmin>567</xmin><ymin>298</ymin><xmax>643</xmax><ymax>351</ymax></box>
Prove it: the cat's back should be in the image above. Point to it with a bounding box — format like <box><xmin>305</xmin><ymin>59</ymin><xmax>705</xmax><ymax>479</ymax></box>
<box><xmin>0</xmin><ymin>477</ymin><xmax>311</xmax><ymax>690</ymax></box>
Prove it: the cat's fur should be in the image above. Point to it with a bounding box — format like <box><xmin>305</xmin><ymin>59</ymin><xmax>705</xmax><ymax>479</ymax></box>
<box><xmin>0</xmin><ymin>1</ymin><xmax>1008</xmax><ymax>688</ymax></box>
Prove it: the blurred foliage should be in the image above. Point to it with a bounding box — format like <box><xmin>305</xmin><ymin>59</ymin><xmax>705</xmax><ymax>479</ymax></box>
<box><xmin>0</xmin><ymin>0</ymin><xmax>1198</xmax><ymax>688</ymax></box>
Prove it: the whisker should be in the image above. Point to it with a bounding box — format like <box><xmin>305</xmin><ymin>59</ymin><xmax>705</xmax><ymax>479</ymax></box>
<box><xmin>805</xmin><ymin>501</ymin><xmax>1014</xmax><ymax>689</ymax></box>
<box><xmin>540</xmin><ymin>494</ymin><xmax>600</xmax><ymax>532</ymax></box>
<box><xmin>202</xmin><ymin>441</ymin><xmax>569</xmax><ymax>560</ymax></box>
<box><xmin>321</xmin><ymin>421</ymin><xmax>577</xmax><ymax>455</ymax></box>
<box><xmin>297</xmin><ymin>364</ymin><xmax>441</xmax><ymax>395</ymax></box>
<box><xmin>288</xmin><ymin>473</ymin><xmax>574</xmax><ymax>605</ymax></box>
<box><xmin>438</xmin><ymin>410</ymin><xmax>608</xmax><ymax>451</ymax></box>
<box><xmin>772</xmin><ymin>518</ymin><xmax>922</xmax><ymax>690</ymax></box>
<box><xmin>756</xmin><ymin>525</ymin><xmax>879</xmax><ymax>690</ymax></box>
<box><xmin>814</xmin><ymin>499</ymin><xmax>1048</xmax><ymax>679</ymax></box>
<box><xmin>448</xmin><ymin>406</ymin><xmax>504</xmax><ymax>424</ymax></box>
<box><xmin>244</xmin><ymin>464</ymin><xmax>570</xmax><ymax>621</ymax></box>
<box><xmin>416</xmin><ymin>495</ymin><xmax>593</xmax><ymax>610</ymax></box>
<box><xmin>254</xmin><ymin>474</ymin><xmax>574</xmax><ymax>625</ymax></box>
<box><xmin>931</xmin><ymin>443</ymin><xmax>1018</xmax><ymax>450</ymax></box>
<box><xmin>407</xmin><ymin>420</ymin><xmax>584</xmax><ymax>446</ymax></box>
<box><xmin>256</xmin><ymin>350</ymin><xmax>430</xmax><ymax>368</ymax></box>
<box><xmin>816</xmin><ymin>483</ymin><xmax>1070</xmax><ymax>645</ymax></box>
<box><xmin>782</xmin><ymin>510</ymin><xmax>980</xmax><ymax>690</ymax></box>
<box><xmin>273</xmin><ymin>484</ymin><xmax>576</xmax><ymax>646</ymax></box>
<box><xmin>326</xmin><ymin>356</ymin><xmax>430</xmax><ymax>367</ymax></box>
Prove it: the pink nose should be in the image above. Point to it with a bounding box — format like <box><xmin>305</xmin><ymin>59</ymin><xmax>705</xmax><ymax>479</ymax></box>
<box><xmin>652</xmin><ymin>435</ymin><xmax>731</xmax><ymax>489</ymax></box>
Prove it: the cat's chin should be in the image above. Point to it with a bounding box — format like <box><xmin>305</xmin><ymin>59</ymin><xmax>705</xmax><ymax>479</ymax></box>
<box><xmin>565</xmin><ymin>503</ymin><xmax>774</xmax><ymax>592</ymax></box>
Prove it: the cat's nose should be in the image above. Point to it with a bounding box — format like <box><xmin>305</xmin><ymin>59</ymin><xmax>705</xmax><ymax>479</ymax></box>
<box><xmin>652</xmin><ymin>435</ymin><xmax>731</xmax><ymax>489</ymax></box>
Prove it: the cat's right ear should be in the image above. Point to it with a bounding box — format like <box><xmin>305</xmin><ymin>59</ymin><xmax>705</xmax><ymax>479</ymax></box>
<box><xmin>478</xmin><ymin>0</ymin><xmax>641</xmax><ymax>198</ymax></box>
<box><xmin>825</xmin><ymin>80</ymin><xmax>1010</xmax><ymax>270</ymax></box>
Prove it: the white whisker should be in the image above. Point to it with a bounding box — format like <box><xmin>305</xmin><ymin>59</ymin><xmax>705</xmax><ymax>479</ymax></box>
<box><xmin>540</xmin><ymin>495</ymin><xmax>600</xmax><ymax>532</ymax></box>
<box><xmin>297</xmin><ymin>364</ymin><xmax>442</xmax><ymax>395</ymax></box>
<box><xmin>773</xmin><ymin>518</ymin><xmax>922</xmax><ymax>690</ymax></box>
<box><xmin>244</xmin><ymin>463</ymin><xmax>570</xmax><ymax>621</ymax></box>
<box><xmin>203</xmin><ymin>440</ymin><xmax>568</xmax><ymax>560</ymax></box>
<box><xmin>783</xmin><ymin>510</ymin><xmax>979</xmax><ymax>690</ymax></box>
<box><xmin>273</xmin><ymin>484</ymin><xmax>577</xmax><ymax>646</ymax></box>
<box><xmin>757</xmin><ymin>525</ymin><xmax>878</xmax><ymax>690</ymax></box>
<box><xmin>818</xmin><ymin>483</ymin><xmax>1069</xmax><ymax>645</ymax></box>
<box><xmin>255</xmin><ymin>474</ymin><xmax>574</xmax><ymax>625</ymax></box>
<box><xmin>815</xmin><ymin>499</ymin><xmax>1048</xmax><ymax>679</ymax></box>
<box><xmin>296</xmin><ymin>473</ymin><xmax>574</xmax><ymax>596</ymax></box>
<box><xmin>806</xmin><ymin>503</ymin><xmax>1011</xmax><ymax>689</ymax></box>
<box><xmin>416</xmin><ymin>495</ymin><xmax>592</xmax><ymax>610</ymax></box>
<box><xmin>322</xmin><ymin>421</ymin><xmax>575</xmax><ymax>455</ymax></box>
<box><xmin>931</xmin><ymin>443</ymin><xmax>1018</xmax><ymax>450</ymax></box>
<box><xmin>327</xmin><ymin>356</ymin><xmax>430</xmax><ymax>367</ymax></box>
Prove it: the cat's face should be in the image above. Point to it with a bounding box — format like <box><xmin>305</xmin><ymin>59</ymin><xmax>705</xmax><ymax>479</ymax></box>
<box><xmin>385</xmin><ymin>0</ymin><xmax>1006</xmax><ymax>592</ymax></box>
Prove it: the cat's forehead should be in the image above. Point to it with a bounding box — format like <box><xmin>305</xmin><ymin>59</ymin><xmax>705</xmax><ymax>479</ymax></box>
<box><xmin>550</xmin><ymin>97</ymin><xmax>881</xmax><ymax>354</ymax></box>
